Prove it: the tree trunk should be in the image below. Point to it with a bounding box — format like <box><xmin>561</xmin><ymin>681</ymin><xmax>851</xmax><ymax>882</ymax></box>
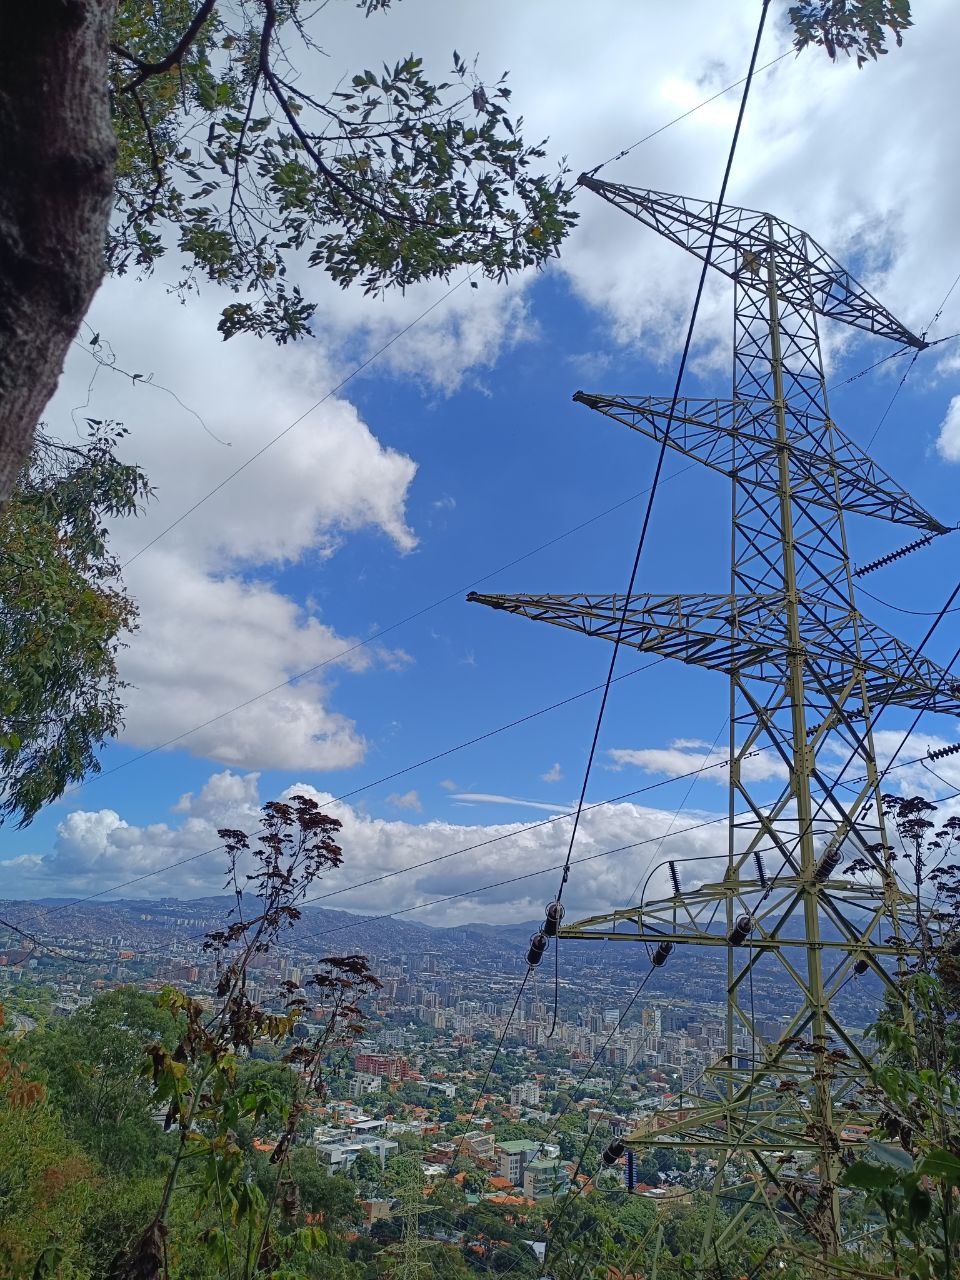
<box><xmin>0</xmin><ymin>1</ymin><xmax>117</xmax><ymax>513</ymax></box>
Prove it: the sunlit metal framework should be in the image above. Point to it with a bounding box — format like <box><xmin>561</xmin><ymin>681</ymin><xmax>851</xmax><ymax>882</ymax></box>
<box><xmin>469</xmin><ymin>176</ymin><xmax>958</xmax><ymax>1269</ymax></box>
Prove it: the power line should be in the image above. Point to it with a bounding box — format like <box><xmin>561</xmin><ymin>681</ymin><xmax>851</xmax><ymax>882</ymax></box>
<box><xmin>19</xmin><ymin>612</ymin><xmax>957</xmax><ymax>966</ymax></box>
<box><xmin>119</xmin><ymin>272</ymin><xmax>480</xmax><ymax>570</ymax></box>
<box><xmin>856</xmin><ymin>582</ymin><xmax>960</xmax><ymax>618</ymax></box>
<box><xmin>585</xmin><ymin>51</ymin><xmax>791</xmax><ymax>177</ymax></box>
<box><xmin>864</xmin><ymin>265</ymin><xmax>960</xmax><ymax>448</ymax></box>
<box><xmin>58</xmin><ymin>340</ymin><xmax>919</xmax><ymax>805</ymax></box>
<box><xmin>544</xmin><ymin>0</ymin><xmax>772</xmax><ymax>1037</ymax></box>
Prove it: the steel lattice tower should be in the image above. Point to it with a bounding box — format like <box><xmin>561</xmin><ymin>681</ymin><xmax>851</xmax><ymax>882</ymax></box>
<box><xmin>386</xmin><ymin>1154</ymin><xmax>429</xmax><ymax>1280</ymax></box>
<box><xmin>469</xmin><ymin>176</ymin><xmax>960</xmax><ymax>1269</ymax></box>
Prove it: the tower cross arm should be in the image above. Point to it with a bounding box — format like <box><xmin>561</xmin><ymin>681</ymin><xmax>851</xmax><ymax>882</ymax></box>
<box><xmin>467</xmin><ymin>589</ymin><xmax>960</xmax><ymax>715</ymax></box>
<box><xmin>572</xmin><ymin>390</ymin><xmax>949</xmax><ymax>533</ymax></box>
<box><xmin>578</xmin><ymin>174</ymin><xmax>927</xmax><ymax>349</ymax></box>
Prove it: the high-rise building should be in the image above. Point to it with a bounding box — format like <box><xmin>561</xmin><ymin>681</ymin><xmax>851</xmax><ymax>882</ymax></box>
<box><xmin>354</xmin><ymin>1053</ymin><xmax>410</xmax><ymax>1080</ymax></box>
<box><xmin>510</xmin><ymin>1081</ymin><xmax>541</xmax><ymax>1108</ymax></box>
<box><xmin>641</xmin><ymin>1007</ymin><xmax>662</xmax><ymax>1037</ymax></box>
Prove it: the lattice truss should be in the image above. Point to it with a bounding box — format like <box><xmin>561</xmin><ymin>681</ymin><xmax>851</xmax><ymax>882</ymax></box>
<box><xmin>469</xmin><ymin>177</ymin><xmax>956</xmax><ymax>1264</ymax></box>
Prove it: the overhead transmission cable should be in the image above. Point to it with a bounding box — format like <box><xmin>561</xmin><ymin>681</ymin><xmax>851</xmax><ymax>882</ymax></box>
<box><xmin>864</xmin><ymin>264</ymin><xmax>960</xmax><ymax>448</ymax></box>
<box><xmin>10</xmin><ymin>736</ymin><xmax>952</xmax><ymax>970</ymax></box>
<box><xmin>540</xmin><ymin>0</ymin><xmax>772</xmax><ymax>1038</ymax></box>
<box><xmin>17</xmin><ymin>552</ymin><xmax>960</xmax><ymax>962</ymax></box>
<box><xmin>115</xmin><ymin>47</ymin><xmax>796</xmax><ymax>578</ymax></box>
<box><xmin>59</xmin><ymin>340</ymin><xmax>934</xmax><ymax>806</ymax></box>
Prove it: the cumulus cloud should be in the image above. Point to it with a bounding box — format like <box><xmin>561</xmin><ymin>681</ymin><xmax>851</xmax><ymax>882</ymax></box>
<box><xmin>936</xmin><ymin>395</ymin><xmax>960</xmax><ymax>462</ymax></box>
<box><xmin>387</xmin><ymin>790</ymin><xmax>423</xmax><ymax>813</ymax></box>
<box><xmin>1</xmin><ymin>772</ymin><xmax>264</xmax><ymax>903</ymax></box>
<box><xmin>608</xmin><ymin>739</ymin><xmax>789</xmax><ymax>784</ymax></box>
<box><xmin>44</xmin><ymin>279</ymin><xmax>419</xmax><ymax>772</ymax></box>
<box><xmin>541</xmin><ymin>762</ymin><xmax>563</xmax><ymax>783</ymax></box>
<box><xmin>2</xmin><ymin>771</ymin><xmax>730</xmax><ymax>927</ymax></box>
<box><xmin>118</xmin><ymin>553</ymin><xmax>375</xmax><ymax>769</ymax></box>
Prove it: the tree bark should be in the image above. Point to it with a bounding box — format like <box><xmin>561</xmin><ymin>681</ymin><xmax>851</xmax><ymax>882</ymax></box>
<box><xmin>0</xmin><ymin>1</ymin><xmax>117</xmax><ymax>513</ymax></box>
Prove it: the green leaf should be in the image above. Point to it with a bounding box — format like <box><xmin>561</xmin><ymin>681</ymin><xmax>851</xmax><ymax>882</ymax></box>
<box><xmin>907</xmin><ymin>1185</ymin><xmax>932</xmax><ymax>1225</ymax></box>
<box><xmin>841</xmin><ymin>1160</ymin><xmax>899</xmax><ymax>1191</ymax></box>
<box><xmin>916</xmin><ymin>1148</ymin><xmax>960</xmax><ymax>1183</ymax></box>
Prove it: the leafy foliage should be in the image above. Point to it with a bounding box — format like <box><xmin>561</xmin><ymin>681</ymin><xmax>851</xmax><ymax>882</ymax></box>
<box><xmin>789</xmin><ymin>0</ymin><xmax>913</xmax><ymax>67</ymax></box>
<box><xmin>107</xmin><ymin>0</ymin><xmax>577</xmax><ymax>343</ymax></box>
<box><xmin>21</xmin><ymin>988</ymin><xmax>181</xmax><ymax>1176</ymax></box>
<box><xmin>840</xmin><ymin>975</ymin><xmax>960</xmax><ymax>1278</ymax></box>
<box><xmin>0</xmin><ymin>423</ymin><xmax>149</xmax><ymax>826</ymax></box>
<box><xmin>0</xmin><ymin>1009</ymin><xmax>96</xmax><ymax>1279</ymax></box>
<box><xmin>830</xmin><ymin>794</ymin><xmax>960</xmax><ymax>1279</ymax></box>
<box><xmin>114</xmin><ymin>793</ymin><xmax>380</xmax><ymax>1280</ymax></box>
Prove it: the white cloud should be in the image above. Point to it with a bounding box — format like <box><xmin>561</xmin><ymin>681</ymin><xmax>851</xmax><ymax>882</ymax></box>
<box><xmin>541</xmin><ymin>762</ymin><xmax>563</xmax><ymax>783</ymax></box>
<box><xmin>936</xmin><ymin>395</ymin><xmax>960</xmax><ymax>462</ymax></box>
<box><xmin>118</xmin><ymin>553</ymin><xmax>371</xmax><ymax>770</ymax></box>
<box><xmin>452</xmin><ymin>792</ymin><xmax>569</xmax><ymax>813</ymax></box>
<box><xmin>3</xmin><ymin>771</ymin><xmax>730</xmax><ymax>927</ymax></box>
<box><xmin>44</xmin><ymin>279</ymin><xmax>419</xmax><ymax>772</ymax></box>
<box><xmin>387</xmin><ymin>790</ymin><xmax>423</xmax><ymax>813</ymax></box>
<box><xmin>608</xmin><ymin>739</ymin><xmax>789</xmax><ymax>784</ymax></box>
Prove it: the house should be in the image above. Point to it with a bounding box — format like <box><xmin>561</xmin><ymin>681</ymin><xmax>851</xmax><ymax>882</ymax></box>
<box><xmin>312</xmin><ymin>1127</ymin><xmax>399</xmax><ymax>1171</ymax></box>
<box><xmin>635</xmin><ymin>1185</ymin><xmax>693</xmax><ymax>1213</ymax></box>
<box><xmin>350</xmin><ymin>1072</ymin><xmax>383</xmax><ymax>1098</ymax></box>
<box><xmin>463</xmin><ymin>1130</ymin><xmax>495</xmax><ymax>1161</ymax></box>
<box><xmin>360</xmin><ymin>1200</ymin><xmax>393</xmax><ymax>1225</ymax></box>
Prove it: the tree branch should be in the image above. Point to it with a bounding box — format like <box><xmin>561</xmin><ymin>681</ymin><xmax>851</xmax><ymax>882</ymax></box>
<box><xmin>258</xmin><ymin>0</ymin><xmax>421</xmax><ymax>229</ymax></box>
<box><xmin>116</xmin><ymin>0</ymin><xmax>218</xmax><ymax>92</ymax></box>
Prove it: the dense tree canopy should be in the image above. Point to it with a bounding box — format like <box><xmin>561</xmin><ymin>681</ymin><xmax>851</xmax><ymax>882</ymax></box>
<box><xmin>0</xmin><ymin>0</ymin><xmax>916</xmax><ymax>514</ymax></box>
<box><xmin>0</xmin><ymin>423</ymin><xmax>148</xmax><ymax>826</ymax></box>
<box><xmin>0</xmin><ymin>0</ymin><xmax>577</xmax><ymax>513</ymax></box>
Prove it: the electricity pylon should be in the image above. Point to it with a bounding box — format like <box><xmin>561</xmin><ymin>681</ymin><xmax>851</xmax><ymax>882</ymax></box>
<box><xmin>469</xmin><ymin>176</ymin><xmax>959</xmax><ymax>1269</ymax></box>
<box><xmin>385</xmin><ymin>1154</ymin><xmax>429</xmax><ymax>1280</ymax></box>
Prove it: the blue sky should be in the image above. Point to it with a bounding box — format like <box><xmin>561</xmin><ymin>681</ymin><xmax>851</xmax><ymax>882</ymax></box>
<box><xmin>3</xmin><ymin>0</ymin><xmax>960</xmax><ymax>925</ymax></box>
